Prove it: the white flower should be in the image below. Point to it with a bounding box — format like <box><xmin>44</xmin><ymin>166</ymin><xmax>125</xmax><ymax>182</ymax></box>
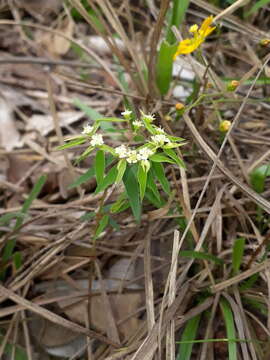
<box><xmin>115</xmin><ymin>145</ymin><xmax>129</xmax><ymax>158</ymax></box>
<box><xmin>133</xmin><ymin>120</ymin><xmax>143</xmax><ymax>128</ymax></box>
<box><xmin>151</xmin><ymin>134</ymin><xmax>171</xmax><ymax>145</ymax></box>
<box><xmin>126</xmin><ymin>150</ymin><xmax>139</xmax><ymax>164</ymax></box>
<box><xmin>155</xmin><ymin>126</ymin><xmax>165</xmax><ymax>134</ymax></box>
<box><xmin>137</xmin><ymin>147</ymin><xmax>154</xmax><ymax>161</ymax></box>
<box><xmin>121</xmin><ymin>109</ymin><xmax>132</xmax><ymax>119</ymax></box>
<box><xmin>90</xmin><ymin>134</ymin><xmax>104</xmax><ymax>147</ymax></box>
<box><xmin>141</xmin><ymin>111</ymin><xmax>155</xmax><ymax>122</ymax></box>
<box><xmin>82</xmin><ymin>124</ymin><xmax>94</xmax><ymax>135</ymax></box>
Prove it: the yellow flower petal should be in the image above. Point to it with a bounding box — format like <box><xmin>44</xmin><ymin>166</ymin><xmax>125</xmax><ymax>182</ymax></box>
<box><xmin>173</xmin><ymin>15</ymin><xmax>216</xmax><ymax>60</ymax></box>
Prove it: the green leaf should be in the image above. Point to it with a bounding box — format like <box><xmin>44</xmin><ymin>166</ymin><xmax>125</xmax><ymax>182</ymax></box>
<box><xmin>250</xmin><ymin>164</ymin><xmax>270</xmax><ymax>193</ymax></box>
<box><xmin>150</xmin><ymin>153</ymin><xmax>175</xmax><ymax>164</ymax></box>
<box><xmin>57</xmin><ymin>137</ymin><xmax>86</xmax><ymax>150</ymax></box>
<box><xmin>94</xmin><ymin>214</ymin><xmax>109</xmax><ymax>239</ymax></box>
<box><xmin>110</xmin><ymin>193</ymin><xmax>130</xmax><ymax>214</ymax></box>
<box><xmin>96</xmin><ymin>117</ymin><xmax>127</xmax><ymax>122</ymax></box>
<box><xmin>176</xmin><ymin>314</ymin><xmax>201</xmax><ymax>360</ymax></box>
<box><xmin>164</xmin><ymin>148</ymin><xmax>186</xmax><ymax>168</ymax></box>
<box><xmin>166</xmin><ymin>0</ymin><xmax>190</xmax><ymax>44</ymax></box>
<box><xmin>94</xmin><ymin>165</ymin><xmax>117</xmax><ymax>194</ymax></box>
<box><xmin>73</xmin><ymin>98</ymin><xmax>114</xmax><ymax>131</ymax></box>
<box><xmin>179</xmin><ymin>250</ymin><xmax>223</xmax><ymax>265</ymax></box>
<box><xmin>2</xmin><ymin>239</ymin><xmax>16</xmax><ymax>263</ymax></box>
<box><xmin>80</xmin><ymin>211</ymin><xmax>96</xmax><ymax>221</ymax></box>
<box><xmin>15</xmin><ymin>175</ymin><xmax>47</xmax><ymax>230</ymax></box>
<box><xmin>116</xmin><ymin>159</ymin><xmax>127</xmax><ymax>184</ymax></box>
<box><xmin>220</xmin><ymin>298</ymin><xmax>237</xmax><ymax>360</ymax></box>
<box><xmin>239</xmin><ymin>273</ymin><xmax>259</xmax><ymax>291</ymax></box>
<box><xmin>245</xmin><ymin>0</ymin><xmax>270</xmax><ymax>17</ymax></box>
<box><xmin>95</xmin><ymin>150</ymin><xmax>105</xmax><ymax>185</ymax></box>
<box><xmin>137</xmin><ymin>164</ymin><xmax>148</xmax><ymax>200</ymax></box>
<box><xmin>145</xmin><ymin>189</ymin><xmax>164</xmax><ymax>208</ymax></box>
<box><xmin>75</xmin><ymin>146</ymin><xmax>94</xmax><ymax>164</ymax></box>
<box><xmin>152</xmin><ymin>162</ymin><xmax>171</xmax><ymax>195</ymax></box>
<box><xmin>123</xmin><ymin>166</ymin><xmax>141</xmax><ymax>222</ymax></box>
<box><xmin>232</xmin><ymin>237</ymin><xmax>245</xmax><ymax>275</ymax></box>
<box><xmin>0</xmin><ymin>212</ymin><xmax>24</xmax><ymax>226</ymax></box>
<box><xmin>156</xmin><ymin>41</ymin><xmax>178</xmax><ymax>95</ymax></box>
<box><xmin>13</xmin><ymin>251</ymin><xmax>22</xmax><ymax>270</ymax></box>
<box><xmin>147</xmin><ymin>169</ymin><xmax>161</xmax><ymax>202</ymax></box>
<box><xmin>69</xmin><ymin>167</ymin><xmax>95</xmax><ymax>188</ymax></box>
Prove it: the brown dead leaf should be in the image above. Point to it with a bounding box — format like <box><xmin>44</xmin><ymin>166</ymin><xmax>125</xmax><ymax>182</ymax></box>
<box><xmin>61</xmin><ymin>292</ymin><xmax>143</xmax><ymax>340</ymax></box>
<box><xmin>26</xmin><ymin>111</ymin><xmax>84</xmax><ymax>136</ymax></box>
<box><xmin>38</xmin><ymin>17</ymin><xmax>74</xmax><ymax>56</ymax></box>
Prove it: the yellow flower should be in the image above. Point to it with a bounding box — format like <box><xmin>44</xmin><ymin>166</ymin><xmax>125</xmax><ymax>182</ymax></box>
<box><xmin>173</xmin><ymin>16</ymin><xmax>216</xmax><ymax>60</ymax></box>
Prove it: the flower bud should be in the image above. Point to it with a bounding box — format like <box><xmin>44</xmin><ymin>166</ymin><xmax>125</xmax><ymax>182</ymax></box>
<box><xmin>219</xmin><ymin>120</ymin><xmax>231</xmax><ymax>132</ymax></box>
<box><xmin>260</xmin><ymin>39</ymin><xmax>270</xmax><ymax>47</ymax></box>
<box><xmin>227</xmin><ymin>80</ymin><xmax>239</xmax><ymax>92</ymax></box>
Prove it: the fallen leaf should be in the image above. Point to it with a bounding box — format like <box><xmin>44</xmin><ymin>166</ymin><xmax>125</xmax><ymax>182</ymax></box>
<box><xmin>0</xmin><ymin>97</ymin><xmax>22</xmax><ymax>150</ymax></box>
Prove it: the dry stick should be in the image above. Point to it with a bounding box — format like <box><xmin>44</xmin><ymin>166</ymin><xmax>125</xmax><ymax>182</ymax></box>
<box><xmin>0</xmin><ymin>56</ymin><xmax>107</xmax><ymax>68</ymax></box>
<box><xmin>0</xmin><ymin>284</ymin><xmax>118</xmax><ymax>347</ymax></box>
<box><xmin>211</xmin><ymin>261</ymin><xmax>270</xmax><ymax>293</ymax></box>
<box><xmin>144</xmin><ymin>224</ymin><xmax>156</xmax><ymax>336</ymax></box>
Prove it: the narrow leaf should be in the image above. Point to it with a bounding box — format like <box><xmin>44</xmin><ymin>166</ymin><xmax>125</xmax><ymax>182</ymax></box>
<box><xmin>232</xmin><ymin>237</ymin><xmax>245</xmax><ymax>275</ymax></box>
<box><xmin>95</xmin><ymin>150</ymin><xmax>105</xmax><ymax>185</ymax></box>
<box><xmin>177</xmin><ymin>314</ymin><xmax>201</xmax><ymax>360</ymax></box>
<box><xmin>151</xmin><ymin>162</ymin><xmax>171</xmax><ymax>194</ymax></box>
<box><xmin>123</xmin><ymin>166</ymin><xmax>141</xmax><ymax>222</ymax></box>
<box><xmin>179</xmin><ymin>250</ymin><xmax>223</xmax><ymax>265</ymax></box>
<box><xmin>116</xmin><ymin>159</ymin><xmax>127</xmax><ymax>184</ymax></box>
<box><xmin>137</xmin><ymin>164</ymin><xmax>148</xmax><ymax>200</ymax></box>
<box><xmin>220</xmin><ymin>298</ymin><xmax>237</xmax><ymax>360</ymax></box>
<box><xmin>94</xmin><ymin>214</ymin><xmax>109</xmax><ymax>239</ymax></box>
<box><xmin>94</xmin><ymin>165</ymin><xmax>117</xmax><ymax>194</ymax></box>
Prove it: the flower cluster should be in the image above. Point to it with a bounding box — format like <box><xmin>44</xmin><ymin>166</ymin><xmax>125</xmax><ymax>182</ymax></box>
<box><xmin>115</xmin><ymin>145</ymin><xmax>154</xmax><ymax>164</ymax></box>
<box><xmin>78</xmin><ymin>109</ymin><xmax>184</xmax><ymax>173</ymax></box>
<box><xmin>174</xmin><ymin>16</ymin><xmax>216</xmax><ymax>60</ymax></box>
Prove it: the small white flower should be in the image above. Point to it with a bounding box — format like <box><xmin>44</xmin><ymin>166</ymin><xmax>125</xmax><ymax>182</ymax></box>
<box><xmin>155</xmin><ymin>126</ymin><xmax>165</xmax><ymax>134</ymax></box>
<box><xmin>133</xmin><ymin>120</ymin><xmax>143</xmax><ymax>128</ymax></box>
<box><xmin>82</xmin><ymin>124</ymin><xmax>94</xmax><ymax>135</ymax></box>
<box><xmin>121</xmin><ymin>109</ymin><xmax>132</xmax><ymax>119</ymax></box>
<box><xmin>126</xmin><ymin>150</ymin><xmax>139</xmax><ymax>164</ymax></box>
<box><xmin>151</xmin><ymin>134</ymin><xmax>171</xmax><ymax>145</ymax></box>
<box><xmin>115</xmin><ymin>145</ymin><xmax>129</xmax><ymax>158</ymax></box>
<box><xmin>90</xmin><ymin>134</ymin><xmax>104</xmax><ymax>147</ymax></box>
<box><xmin>137</xmin><ymin>147</ymin><xmax>154</xmax><ymax>161</ymax></box>
<box><xmin>141</xmin><ymin>111</ymin><xmax>155</xmax><ymax>122</ymax></box>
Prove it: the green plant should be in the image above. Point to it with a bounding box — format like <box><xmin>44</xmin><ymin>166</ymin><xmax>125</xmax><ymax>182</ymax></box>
<box><xmin>59</xmin><ymin>106</ymin><xmax>185</xmax><ymax>236</ymax></box>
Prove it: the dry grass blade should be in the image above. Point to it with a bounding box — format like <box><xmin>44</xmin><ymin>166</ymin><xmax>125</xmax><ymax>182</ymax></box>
<box><xmin>165</xmin><ymin>230</ymin><xmax>179</xmax><ymax>360</ymax></box>
<box><xmin>183</xmin><ymin>112</ymin><xmax>270</xmax><ymax>214</ymax></box>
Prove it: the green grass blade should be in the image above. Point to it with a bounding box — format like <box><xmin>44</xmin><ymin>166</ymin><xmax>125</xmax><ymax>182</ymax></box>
<box><xmin>123</xmin><ymin>166</ymin><xmax>141</xmax><ymax>223</ymax></box>
<box><xmin>179</xmin><ymin>250</ymin><xmax>223</xmax><ymax>265</ymax></box>
<box><xmin>73</xmin><ymin>98</ymin><xmax>113</xmax><ymax>131</ymax></box>
<box><xmin>176</xmin><ymin>314</ymin><xmax>201</xmax><ymax>360</ymax></box>
<box><xmin>166</xmin><ymin>0</ymin><xmax>190</xmax><ymax>44</ymax></box>
<box><xmin>220</xmin><ymin>298</ymin><xmax>238</xmax><ymax>360</ymax></box>
<box><xmin>15</xmin><ymin>175</ymin><xmax>47</xmax><ymax>230</ymax></box>
<box><xmin>232</xmin><ymin>237</ymin><xmax>245</xmax><ymax>275</ymax></box>
<box><xmin>245</xmin><ymin>0</ymin><xmax>270</xmax><ymax>17</ymax></box>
